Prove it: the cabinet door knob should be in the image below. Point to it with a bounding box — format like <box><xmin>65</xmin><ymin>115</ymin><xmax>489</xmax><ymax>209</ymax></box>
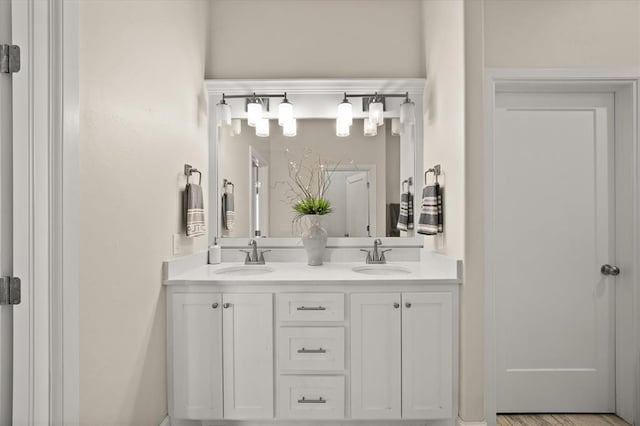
<box><xmin>393</xmin><ymin>302</ymin><xmax>400</xmax><ymax>309</ymax></box>
<box><xmin>211</xmin><ymin>303</ymin><xmax>219</xmax><ymax>309</ymax></box>
<box><xmin>223</xmin><ymin>303</ymin><xmax>231</xmax><ymax>309</ymax></box>
<box><xmin>405</xmin><ymin>302</ymin><xmax>412</xmax><ymax>308</ymax></box>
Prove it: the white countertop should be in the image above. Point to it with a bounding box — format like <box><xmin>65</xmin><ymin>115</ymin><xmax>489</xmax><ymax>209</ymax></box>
<box><xmin>164</xmin><ymin>254</ymin><xmax>462</xmax><ymax>286</ymax></box>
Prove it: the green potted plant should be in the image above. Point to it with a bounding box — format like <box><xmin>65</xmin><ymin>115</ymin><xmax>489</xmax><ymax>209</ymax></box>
<box><xmin>287</xmin><ymin>155</ymin><xmax>335</xmax><ymax>266</ymax></box>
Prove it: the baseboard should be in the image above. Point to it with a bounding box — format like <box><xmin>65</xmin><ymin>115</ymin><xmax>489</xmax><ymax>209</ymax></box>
<box><xmin>457</xmin><ymin>418</ymin><xmax>488</xmax><ymax>426</ymax></box>
<box><xmin>159</xmin><ymin>416</ymin><xmax>170</xmax><ymax>426</ymax></box>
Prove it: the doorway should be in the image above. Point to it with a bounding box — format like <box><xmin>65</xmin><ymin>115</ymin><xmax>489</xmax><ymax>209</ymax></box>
<box><xmin>485</xmin><ymin>77</ymin><xmax>638</xmax><ymax>425</ymax></box>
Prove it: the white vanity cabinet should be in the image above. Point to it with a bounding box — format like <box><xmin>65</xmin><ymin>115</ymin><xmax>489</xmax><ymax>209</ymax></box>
<box><xmin>166</xmin><ymin>272</ymin><xmax>459</xmax><ymax>425</ymax></box>
<box><xmin>350</xmin><ymin>292</ymin><xmax>453</xmax><ymax>420</ymax></box>
<box><xmin>168</xmin><ymin>292</ymin><xmax>273</xmax><ymax>421</ymax></box>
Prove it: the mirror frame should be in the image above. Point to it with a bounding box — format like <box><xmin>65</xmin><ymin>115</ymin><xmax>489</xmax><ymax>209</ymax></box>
<box><xmin>206</xmin><ymin>79</ymin><xmax>426</xmax><ymax>248</ymax></box>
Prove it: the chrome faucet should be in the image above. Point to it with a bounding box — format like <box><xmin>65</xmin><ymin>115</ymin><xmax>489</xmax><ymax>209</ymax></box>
<box><xmin>360</xmin><ymin>239</ymin><xmax>392</xmax><ymax>264</ymax></box>
<box><xmin>240</xmin><ymin>239</ymin><xmax>270</xmax><ymax>265</ymax></box>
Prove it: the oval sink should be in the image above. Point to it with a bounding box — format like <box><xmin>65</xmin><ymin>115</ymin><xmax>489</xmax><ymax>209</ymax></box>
<box><xmin>352</xmin><ymin>265</ymin><xmax>412</xmax><ymax>276</ymax></box>
<box><xmin>214</xmin><ymin>266</ymin><xmax>274</xmax><ymax>276</ymax></box>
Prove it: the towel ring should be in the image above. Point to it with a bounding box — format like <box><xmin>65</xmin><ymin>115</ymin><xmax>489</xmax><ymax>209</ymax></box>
<box><xmin>424</xmin><ymin>164</ymin><xmax>441</xmax><ymax>185</ymax></box>
<box><xmin>184</xmin><ymin>164</ymin><xmax>202</xmax><ymax>185</ymax></box>
<box><xmin>402</xmin><ymin>177</ymin><xmax>413</xmax><ymax>192</ymax></box>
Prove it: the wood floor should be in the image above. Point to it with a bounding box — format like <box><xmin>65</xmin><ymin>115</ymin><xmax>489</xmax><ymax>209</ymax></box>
<box><xmin>497</xmin><ymin>414</ymin><xmax>630</xmax><ymax>426</ymax></box>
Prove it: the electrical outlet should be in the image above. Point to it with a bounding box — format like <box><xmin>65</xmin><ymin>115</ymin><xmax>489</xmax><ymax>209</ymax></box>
<box><xmin>172</xmin><ymin>234</ymin><xmax>182</xmax><ymax>256</ymax></box>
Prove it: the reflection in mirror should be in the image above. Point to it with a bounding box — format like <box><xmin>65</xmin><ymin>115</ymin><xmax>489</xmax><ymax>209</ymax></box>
<box><xmin>219</xmin><ymin>118</ymin><xmax>415</xmax><ymax>238</ymax></box>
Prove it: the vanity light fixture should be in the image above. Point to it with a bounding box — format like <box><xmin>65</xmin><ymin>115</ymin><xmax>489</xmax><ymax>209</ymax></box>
<box><xmin>337</xmin><ymin>93</ymin><xmax>353</xmax><ymax>126</ymax></box>
<box><xmin>336</xmin><ymin>117</ymin><xmax>350</xmax><ymax>137</ymax></box>
<box><xmin>337</xmin><ymin>91</ymin><xmax>414</xmax><ymax>136</ymax></box>
<box><xmin>256</xmin><ymin>118</ymin><xmax>270</xmax><ymax>137</ymax></box>
<box><xmin>283</xmin><ymin>118</ymin><xmax>297</xmax><ymax>137</ymax></box>
<box><xmin>363</xmin><ymin>117</ymin><xmax>377</xmax><ymax>137</ymax></box>
<box><xmin>278</xmin><ymin>93</ymin><xmax>294</xmax><ymax>127</ymax></box>
<box><xmin>216</xmin><ymin>96</ymin><xmax>232</xmax><ymax>127</ymax></box>
<box><xmin>368</xmin><ymin>93</ymin><xmax>384</xmax><ymax>127</ymax></box>
<box><xmin>247</xmin><ymin>94</ymin><xmax>262</xmax><ymax>127</ymax></box>
<box><xmin>400</xmin><ymin>93</ymin><xmax>416</xmax><ymax>126</ymax></box>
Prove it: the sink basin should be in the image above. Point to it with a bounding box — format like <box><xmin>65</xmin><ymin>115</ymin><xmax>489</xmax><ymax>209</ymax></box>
<box><xmin>352</xmin><ymin>265</ymin><xmax>412</xmax><ymax>276</ymax></box>
<box><xmin>214</xmin><ymin>266</ymin><xmax>274</xmax><ymax>276</ymax></box>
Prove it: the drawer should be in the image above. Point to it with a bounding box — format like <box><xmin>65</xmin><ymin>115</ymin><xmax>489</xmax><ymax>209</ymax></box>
<box><xmin>279</xmin><ymin>327</ymin><xmax>344</xmax><ymax>371</ymax></box>
<box><xmin>278</xmin><ymin>376</ymin><xmax>345</xmax><ymax>419</ymax></box>
<box><xmin>278</xmin><ymin>293</ymin><xmax>344</xmax><ymax>322</ymax></box>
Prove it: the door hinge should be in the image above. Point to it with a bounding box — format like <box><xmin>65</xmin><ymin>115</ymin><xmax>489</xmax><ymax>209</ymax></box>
<box><xmin>0</xmin><ymin>44</ymin><xmax>20</xmax><ymax>74</ymax></box>
<box><xmin>0</xmin><ymin>277</ymin><xmax>21</xmax><ymax>305</ymax></box>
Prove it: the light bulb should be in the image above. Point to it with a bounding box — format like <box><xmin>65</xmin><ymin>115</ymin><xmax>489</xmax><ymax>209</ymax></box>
<box><xmin>283</xmin><ymin>118</ymin><xmax>297</xmax><ymax>137</ymax></box>
<box><xmin>369</xmin><ymin>100</ymin><xmax>384</xmax><ymax>127</ymax></box>
<box><xmin>391</xmin><ymin>118</ymin><xmax>402</xmax><ymax>135</ymax></box>
<box><xmin>336</xmin><ymin>117</ymin><xmax>350</xmax><ymax>137</ymax></box>
<box><xmin>256</xmin><ymin>118</ymin><xmax>269</xmax><ymax>137</ymax></box>
<box><xmin>363</xmin><ymin>118</ymin><xmax>377</xmax><ymax>137</ymax></box>
<box><xmin>216</xmin><ymin>101</ymin><xmax>231</xmax><ymax>127</ymax></box>
<box><xmin>231</xmin><ymin>119</ymin><xmax>242</xmax><ymax>136</ymax></box>
<box><xmin>400</xmin><ymin>99</ymin><xmax>416</xmax><ymax>125</ymax></box>
<box><xmin>278</xmin><ymin>97</ymin><xmax>293</xmax><ymax>127</ymax></box>
<box><xmin>337</xmin><ymin>98</ymin><xmax>353</xmax><ymax>126</ymax></box>
<box><xmin>247</xmin><ymin>101</ymin><xmax>262</xmax><ymax>127</ymax></box>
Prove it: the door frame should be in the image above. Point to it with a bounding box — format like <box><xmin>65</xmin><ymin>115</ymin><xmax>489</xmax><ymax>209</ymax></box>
<box><xmin>484</xmin><ymin>69</ymin><xmax>640</xmax><ymax>426</ymax></box>
<box><xmin>11</xmin><ymin>0</ymin><xmax>79</xmax><ymax>424</ymax></box>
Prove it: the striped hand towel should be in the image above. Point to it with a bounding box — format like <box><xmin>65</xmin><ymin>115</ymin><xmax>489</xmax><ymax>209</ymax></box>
<box><xmin>222</xmin><ymin>188</ymin><xmax>235</xmax><ymax>231</ymax></box>
<box><xmin>417</xmin><ymin>183</ymin><xmax>443</xmax><ymax>235</ymax></box>
<box><xmin>186</xmin><ymin>183</ymin><xmax>206</xmax><ymax>237</ymax></box>
<box><xmin>397</xmin><ymin>191</ymin><xmax>414</xmax><ymax>231</ymax></box>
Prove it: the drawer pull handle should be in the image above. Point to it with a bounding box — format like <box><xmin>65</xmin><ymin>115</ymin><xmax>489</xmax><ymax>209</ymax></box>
<box><xmin>297</xmin><ymin>306</ymin><xmax>326</xmax><ymax>311</ymax></box>
<box><xmin>297</xmin><ymin>347</ymin><xmax>326</xmax><ymax>354</ymax></box>
<box><xmin>298</xmin><ymin>396</ymin><xmax>326</xmax><ymax>404</ymax></box>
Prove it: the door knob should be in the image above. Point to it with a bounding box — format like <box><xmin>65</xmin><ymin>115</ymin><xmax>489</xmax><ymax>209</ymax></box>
<box><xmin>211</xmin><ymin>303</ymin><xmax>219</xmax><ymax>309</ymax></box>
<box><xmin>393</xmin><ymin>302</ymin><xmax>400</xmax><ymax>309</ymax></box>
<box><xmin>601</xmin><ymin>264</ymin><xmax>620</xmax><ymax>276</ymax></box>
<box><xmin>223</xmin><ymin>303</ymin><xmax>231</xmax><ymax>309</ymax></box>
<box><xmin>405</xmin><ymin>302</ymin><xmax>412</xmax><ymax>308</ymax></box>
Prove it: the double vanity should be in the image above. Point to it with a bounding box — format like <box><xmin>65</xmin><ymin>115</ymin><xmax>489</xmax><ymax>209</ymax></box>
<box><xmin>164</xmin><ymin>253</ymin><xmax>462</xmax><ymax>426</ymax></box>
<box><xmin>165</xmin><ymin>78</ymin><xmax>460</xmax><ymax>425</ymax></box>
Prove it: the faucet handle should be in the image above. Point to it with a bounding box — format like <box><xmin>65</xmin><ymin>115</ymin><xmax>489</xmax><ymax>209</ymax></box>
<box><xmin>360</xmin><ymin>249</ymin><xmax>372</xmax><ymax>263</ymax></box>
<box><xmin>258</xmin><ymin>249</ymin><xmax>271</xmax><ymax>263</ymax></box>
<box><xmin>380</xmin><ymin>249</ymin><xmax>392</xmax><ymax>263</ymax></box>
<box><xmin>248</xmin><ymin>239</ymin><xmax>256</xmax><ymax>246</ymax></box>
<box><xmin>239</xmin><ymin>249</ymin><xmax>251</xmax><ymax>263</ymax></box>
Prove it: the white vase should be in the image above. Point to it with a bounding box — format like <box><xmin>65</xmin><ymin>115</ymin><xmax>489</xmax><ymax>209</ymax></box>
<box><xmin>301</xmin><ymin>215</ymin><xmax>328</xmax><ymax>266</ymax></box>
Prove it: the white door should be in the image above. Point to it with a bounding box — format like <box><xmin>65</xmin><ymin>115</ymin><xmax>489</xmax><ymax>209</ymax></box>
<box><xmin>346</xmin><ymin>172</ymin><xmax>370</xmax><ymax>237</ymax></box>
<box><xmin>222</xmin><ymin>293</ymin><xmax>273</xmax><ymax>419</ymax></box>
<box><xmin>402</xmin><ymin>292</ymin><xmax>453</xmax><ymax>419</ymax></box>
<box><xmin>0</xmin><ymin>2</ymin><xmax>13</xmax><ymax>423</ymax></box>
<box><xmin>350</xmin><ymin>293</ymin><xmax>401</xmax><ymax>419</ymax></box>
<box><xmin>494</xmin><ymin>92</ymin><xmax>616</xmax><ymax>412</ymax></box>
<box><xmin>171</xmin><ymin>293</ymin><xmax>223</xmax><ymax>419</ymax></box>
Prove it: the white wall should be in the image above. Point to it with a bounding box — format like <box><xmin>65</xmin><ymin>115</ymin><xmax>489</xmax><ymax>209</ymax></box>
<box><xmin>422</xmin><ymin>0</ymin><xmax>465</xmax><ymax>259</ymax></box>
<box><xmin>484</xmin><ymin>0</ymin><xmax>640</xmax><ymax>69</ymax></box>
<box><xmin>206</xmin><ymin>0</ymin><xmax>425</xmax><ymax>79</ymax></box>
<box><xmin>79</xmin><ymin>1</ymin><xmax>209</xmax><ymax>424</ymax></box>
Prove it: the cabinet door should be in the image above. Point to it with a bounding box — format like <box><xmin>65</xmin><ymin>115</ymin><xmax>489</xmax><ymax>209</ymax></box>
<box><xmin>402</xmin><ymin>292</ymin><xmax>453</xmax><ymax>419</ymax></box>
<box><xmin>223</xmin><ymin>293</ymin><xmax>274</xmax><ymax>419</ymax></box>
<box><xmin>171</xmin><ymin>293</ymin><xmax>223</xmax><ymax>419</ymax></box>
<box><xmin>350</xmin><ymin>293</ymin><xmax>401</xmax><ymax>419</ymax></box>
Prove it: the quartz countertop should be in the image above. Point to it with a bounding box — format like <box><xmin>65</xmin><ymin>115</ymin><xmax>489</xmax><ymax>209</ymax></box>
<box><xmin>164</xmin><ymin>254</ymin><xmax>462</xmax><ymax>286</ymax></box>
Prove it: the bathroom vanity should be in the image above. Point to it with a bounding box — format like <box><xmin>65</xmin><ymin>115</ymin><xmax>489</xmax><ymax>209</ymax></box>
<box><xmin>164</xmin><ymin>258</ymin><xmax>461</xmax><ymax>426</ymax></box>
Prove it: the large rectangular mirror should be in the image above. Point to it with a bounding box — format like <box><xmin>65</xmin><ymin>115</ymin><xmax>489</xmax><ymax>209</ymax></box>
<box><xmin>208</xmin><ymin>80</ymin><xmax>425</xmax><ymax>244</ymax></box>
